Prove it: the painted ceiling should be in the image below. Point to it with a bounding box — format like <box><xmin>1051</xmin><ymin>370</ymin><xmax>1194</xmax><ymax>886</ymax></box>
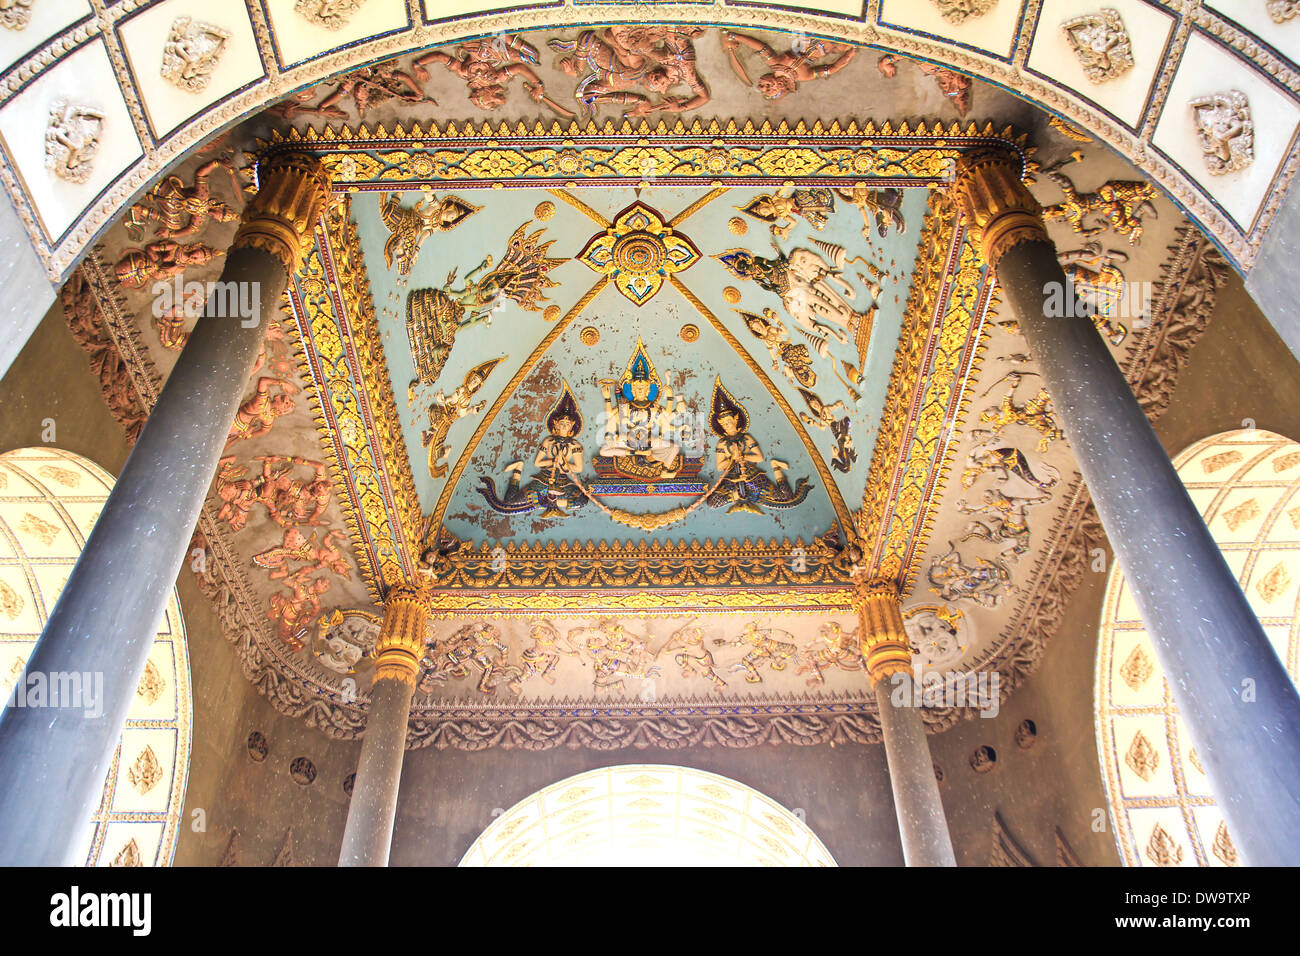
<box><xmin>58</xmin><ymin>24</ymin><xmax>1220</xmax><ymax>747</ymax></box>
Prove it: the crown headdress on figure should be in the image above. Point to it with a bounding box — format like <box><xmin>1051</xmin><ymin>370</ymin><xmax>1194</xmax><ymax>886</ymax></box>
<box><xmin>709</xmin><ymin>377</ymin><xmax>749</xmax><ymax>436</ymax></box>
<box><xmin>546</xmin><ymin>381</ymin><xmax>583</xmax><ymax>435</ymax></box>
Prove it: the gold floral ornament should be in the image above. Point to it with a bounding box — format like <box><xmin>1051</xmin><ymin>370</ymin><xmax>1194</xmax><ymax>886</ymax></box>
<box><xmin>160</xmin><ymin>17</ymin><xmax>231</xmax><ymax>93</ymax></box>
<box><xmin>575</xmin><ymin>201</ymin><xmax>701</xmax><ymax>306</ymax></box>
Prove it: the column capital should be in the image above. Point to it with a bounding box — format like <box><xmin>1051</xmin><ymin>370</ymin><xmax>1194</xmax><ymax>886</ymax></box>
<box><xmin>232</xmin><ymin>152</ymin><xmax>331</xmax><ymax>275</ymax></box>
<box><xmin>951</xmin><ymin>147</ymin><xmax>1050</xmax><ymax>268</ymax></box>
<box><xmin>373</xmin><ymin>585</ymin><xmax>431</xmax><ymax>686</ymax></box>
<box><xmin>851</xmin><ymin>577</ymin><xmax>913</xmax><ymax>686</ymax></box>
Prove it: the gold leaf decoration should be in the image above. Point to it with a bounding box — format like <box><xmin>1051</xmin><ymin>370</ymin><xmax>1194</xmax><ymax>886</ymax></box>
<box><xmin>1256</xmin><ymin>562</ymin><xmax>1291</xmax><ymax>603</ymax></box>
<box><xmin>1220</xmin><ymin>498</ymin><xmax>1260</xmax><ymax>531</ymax></box>
<box><xmin>1145</xmin><ymin>824</ymin><xmax>1184</xmax><ymax>866</ymax></box>
<box><xmin>127</xmin><ymin>745</ymin><xmax>163</xmax><ymax>795</ymax></box>
<box><xmin>560</xmin><ymin>809</ymin><xmax>595</xmax><ymax>827</ymax></box>
<box><xmin>1274</xmin><ymin>450</ymin><xmax>1300</xmax><ymax>472</ymax></box>
<box><xmin>135</xmin><ymin>659</ymin><xmax>165</xmax><ymax>705</ymax></box>
<box><xmin>1124</xmin><ymin>730</ymin><xmax>1159</xmax><ymax>782</ymax></box>
<box><xmin>1120</xmin><ymin>644</ymin><xmax>1154</xmax><ymax>691</ymax></box>
<box><xmin>1202</xmin><ymin>450</ymin><xmax>1243</xmax><ymax>473</ymax></box>
<box><xmin>18</xmin><ymin>512</ymin><xmax>59</xmax><ymax>546</ymax></box>
<box><xmin>1212</xmin><ymin>821</ymin><xmax>1239</xmax><ymax>866</ymax></box>
<box><xmin>110</xmin><ymin>839</ymin><xmax>142</xmax><ymax>867</ymax></box>
<box><xmin>534</xmin><ymin>200</ymin><xmax>556</xmax><ymax>221</ymax></box>
<box><xmin>37</xmin><ymin>464</ymin><xmax>80</xmax><ymax>487</ymax></box>
<box><xmin>502</xmin><ymin>839</ymin><xmax>530</xmax><ymax>862</ymax></box>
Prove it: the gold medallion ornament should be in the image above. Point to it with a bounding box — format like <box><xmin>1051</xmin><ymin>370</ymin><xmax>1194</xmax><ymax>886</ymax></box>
<box><xmin>534</xmin><ymin>200</ymin><xmax>556</xmax><ymax>220</ymax></box>
<box><xmin>576</xmin><ymin>201</ymin><xmax>702</xmax><ymax>306</ymax></box>
<box><xmin>580</xmin><ymin>326</ymin><xmax>600</xmax><ymax>346</ymax></box>
<box><xmin>543</xmin><ymin>304</ymin><xmax>562</xmax><ymax>322</ymax></box>
<box><xmin>722</xmin><ymin>286</ymin><xmax>741</xmax><ymax>304</ymax></box>
<box><xmin>680</xmin><ymin>323</ymin><xmax>700</xmax><ymax>343</ymax></box>
<box><xmin>728</xmin><ymin>216</ymin><xmax>748</xmax><ymax>235</ymax></box>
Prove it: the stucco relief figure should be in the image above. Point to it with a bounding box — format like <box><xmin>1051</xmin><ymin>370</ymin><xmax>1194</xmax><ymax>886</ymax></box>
<box><xmin>420</xmin><ymin>622</ymin><xmax>520</xmax><ymax>694</ymax></box>
<box><xmin>877</xmin><ymin>54</ymin><xmax>971</xmax><ymax>115</ymax></box>
<box><xmin>379</xmin><ymin>191</ymin><xmax>481</xmax><ymax>276</ymax></box>
<box><xmin>215</xmin><ymin>455</ymin><xmax>332</xmax><ymax>531</ymax></box>
<box><xmin>0</xmin><ymin>0</ymin><xmax>33</xmax><ymax>31</ymax></box>
<box><xmin>267</xmin><ymin>567</ymin><xmax>332</xmax><ymax>650</ymax></box>
<box><xmin>1041</xmin><ymin>161</ymin><xmax>1159</xmax><ymax>244</ymax></box>
<box><xmin>225</xmin><ymin>377</ymin><xmax>299</xmax><ymax>449</ymax></box>
<box><xmin>125</xmin><ymin>158</ymin><xmax>240</xmax><ymax>241</ymax></box>
<box><xmin>598</xmin><ymin>340</ymin><xmax>683</xmax><ymax>481</ymax></box>
<box><xmin>957</xmin><ymin>487</ymin><xmax>1047</xmax><ymax>560</ymax></box>
<box><xmin>562</xmin><ymin>620</ymin><xmax>660</xmax><ymax>695</ymax></box>
<box><xmin>510</xmin><ymin>620</ymin><xmax>567</xmax><ymax>693</ymax></box>
<box><xmin>737</xmin><ymin>188</ymin><xmax>835</xmax><ymax>240</ymax></box>
<box><xmin>295</xmin><ymin>0</ymin><xmax>367</xmax><ymax>30</ymax></box>
<box><xmin>978</xmin><ymin>372</ymin><xmax>1064</xmax><ymax>452</ymax></box>
<box><xmin>662</xmin><ymin>624</ymin><xmax>727</xmax><ymax>690</ymax></box>
<box><xmin>903</xmin><ymin>605</ymin><xmax>967</xmax><ymax>669</ymax></box>
<box><xmin>706</xmin><ymin>379</ymin><xmax>812</xmax><ymax>514</ymax></box>
<box><xmin>478</xmin><ymin>383</ymin><xmax>588</xmax><ymax>518</ymax></box>
<box><xmin>115</xmin><ymin>240</ymin><xmax>222</xmax><ymax>290</ymax></box>
<box><xmin>422</xmin><ymin>358</ymin><xmax>503</xmax><ymax>480</ymax></box>
<box><xmin>272</xmin><ymin>63</ymin><xmax>434</xmax><ymax>119</ymax></box>
<box><xmin>961</xmin><ymin>442</ymin><xmax>1060</xmax><ymax>497</ymax></box>
<box><xmin>1269</xmin><ymin>0</ymin><xmax>1300</xmax><ymax>23</ymax></box>
<box><xmin>932</xmin><ymin>0</ymin><xmax>997</xmax><ymax>24</ymax></box>
<box><xmin>415</xmin><ymin>35</ymin><xmax>571</xmax><ymax>115</ymax></box>
<box><xmin>1062</xmin><ymin>10</ymin><xmax>1134</xmax><ymax>83</ymax></box>
<box><xmin>1190</xmin><ymin>90</ymin><xmax>1255</xmax><ymax>175</ymax></box>
<box><xmin>549</xmin><ymin>26</ymin><xmax>710</xmax><ymax>118</ymax></box>
<box><xmin>1058</xmin><ymin>242</ymin><xmax>1130</xmax><ymax>345</ymax></box>
<box><xmin>45</xmin><ymin>101</ymin><xmax>104</xmax><ymax>184</ymax></box>
<box><xmin>160</xmin><ymin>17</ymin><xmax>230</xmax><ymax>93</ymax></box>
<box><xmin>835</xmin><ymin>183</ymin><xmax>907</xmax><ymax>239</ymax></box>
<box><xmin>797</xmin><ymin>622</ymin><xmax>866</xmax><ymax>686</ymax></box>
<box><xmin>312</xmin><ymin>609</ymin><xmax>378</xmax><ymax>676</ymax></box>
<box><xmin>406</xmin><ymin>221</ymin><xmax>560</xmax><ymax>385</ymax></box>
<box><xmin>716</xmin><ymin>242</ymin><xmax>878</xmax><ymax>346</ymax></box>
<box><xmin>737</xmin><ymin>308</ymin><xmax>818</xmax><ymax>388</ymax></box>
<box><xmin>927</xmin><ymin>542</ymin><xmax>1012</xmax><ymax>609</ymax></box>
<box><xmin>720</xmin><ymin>31</ymin><xmax>855</xmax><ymax>99</ymax></box>
<box><xmin>253</xmin><ymin>527</ymin><xmax>351</xmax><ymax>580</ymax></box>
<box><xmin>796</xmin><ymin>388</ymin><xmax>856</xmax><ymax>473</ymax></box>
<box><xmin>713</xmin><ymin>622</ymin><xmax>798</xmax><ymax>683</ymax></box>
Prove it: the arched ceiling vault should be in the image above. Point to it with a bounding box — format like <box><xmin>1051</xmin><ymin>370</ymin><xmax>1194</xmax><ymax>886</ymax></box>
<box><xmin>47</xmin><ymin>15</ymin><xmax>1241</xmax><ymax>749</ymax></box>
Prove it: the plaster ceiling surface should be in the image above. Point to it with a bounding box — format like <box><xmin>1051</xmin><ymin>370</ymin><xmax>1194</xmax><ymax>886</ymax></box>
<box><xmin>61</xmin><ymin>26</ymin><xmax>1208</xmax><ymax>746</ymax></box>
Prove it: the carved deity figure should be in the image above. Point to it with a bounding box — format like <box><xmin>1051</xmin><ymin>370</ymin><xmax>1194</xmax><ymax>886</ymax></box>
<box><xmin>253</xmin><ymin>527</ymin><xmax>350</xmax><ymax>580</ymax></box>
<box><xmin>549</xmin><ymin>26</ymin><xmax>710</xmax><ymax>117</ymax></box>
<box><xmin>273</xmin><ymin>63</ymin><xmax>433</xmax><ymax>119</ymax></box>
<box><xmin>961</xmin><ymin>443</ymin><xmax>1060</xmax><ymax>497</ymax></box>
<box><xmin>125</xmin><ymin>158</ymin><xmax>240</xmax><ymax>241</ymax></box>
<box><xmin>1062</xmin><ymin>10</ymin><xmax>1134</xmax><ymax>83</ymax></box>
<box><xmin>957</xmin><ymin>488</ymin><xmax>1046</xmax><ymax>560</ymax></box>
<box><xmin>834</xmin><ymin>183</ymin><xmax>907</xmax><ymax>239</ymax></box>
<box><xmin>705</xmin><ymin>379</ymin><xmax>811</xmax><ymax>514</ymax></box>
<box><xmin>978</xmin><ymin>372</ymin><xmax>1064</xmax><ymax>452</ymax></box>
<box><xmin>225</xmin><ymin>377</ymin><xmax>299</xmax><ymax>449</ymax></box>
<box><xmin>45</xmin><ymin>101</ymin><xmax>104</xmax><ymax>184</ymax></box>
<box><xmin>1190</xmin><ymin>90</ymin><xmax>1255</xmax><ymax>175</ymax></box>
<box><xmin>927</xmin><ymin>542</ymin><xmax>1012</xmax><ymax>609</ymax></box>
<box><xmin>662</xmin><ymin>624</ymin><xmax>726</xmax><ymax>690</ymax></box>
<box><xmin>267</xmin><ymin>567</ymin><xmax>332</xmax><ymax>650</ymax></box>
<box><xmin>115</xmin><ymin>240</ymin><xmax>223</xmax><ymax>289</ymax></box>
<box><xmin>737</xmin><ymin>187</ymin><xmax>835</xmax><ymax>240</ymax></box>
<box><xmin>1058</xmin><ymin>243</ymin><xmax>1130</xmax><ymax>345</ymax></box>
<box><xmin>479</xmin><ymin>384</ymin><xmax>588</xmax><ymax>518</ymax></box>
<box><xmin>414</xmin><ymin>35</ymin><xmax>570</xmax><ymax>114</ymax></box>
<box><xmin>295</xmin><ymin>0</ymin><xmax>367</xmax><ymax>30</ymax></box>
<box><xmin>720</xmin><ymin>31</ymin><xmax>855</xmax><ymax>99</ymax></box>
<box><xmin>421</xmin><ymin>622</ymin><xmax>520</xmax><ymax>694</ymax></box>
<box><xmin>713</xmin><ymin>622</ymin><xmax>798</xmax><ymax>683</ymax></box>
<box><xmin>421</xmin><ymin>358</ymin><xmax>502</xmax><ymax>479</ymax></box>
<box><xmin>379</xmin><ymin>191</ymin><xmax>481</xmax><ymax>276</ymax></box>
<box><xmin>738</xmin><ymin>307</ymin><xmax>818</xmax><ymax>388</ymax></box>
<box><xmin>797</xmin><ymin>387</ymin><xmax>856</xmax><ymax>474</ymax></box>
<box><xmin>566</xmin><ymin>620</ymin><xmax>661</xmax><ymax>695</ymax></box>
<box><xmin>796</xmin><ymin>622</ymin><xmax>866</xmax><ymax>686</ymax></box>
<box><xmin>1041</xmin><ymin>162</ymin><xmax>1159</xmax><ymax>244</ymax></box>
<box><xmin>215</xmin><ymin>455</ymin><xmax>332</xmax><ymax>531</ymax></box>
<box><xmin>598</xmin><ymin>340</ymin><xmax>682</xmax><ymax>480</ymax></box>
<box><xmin>160</xmin><ymin>17</ymin><xmax>230</xmax><ymax>92</ymax></box>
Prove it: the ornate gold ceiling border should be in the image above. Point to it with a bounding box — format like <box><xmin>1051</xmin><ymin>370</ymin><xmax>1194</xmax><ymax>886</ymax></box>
<box><xmin>287</xmin><ymin>195</ymin><xmax>422</xmax><ymax>601</ymax></box>
<box><xmin>857</xmin><ymin>190</ymin><xmax>995</xmax><ymax>588</ymax></box>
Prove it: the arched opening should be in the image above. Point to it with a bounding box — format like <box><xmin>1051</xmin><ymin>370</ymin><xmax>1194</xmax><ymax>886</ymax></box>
<box><xmin>460</xmin><ymin>764</ymin><xmax>836</xmax><ymax>867</ymax></box>
<box><xmin>1095</xmin><ymin>428</ymin><xmax>1300</xmax><ymax>866</ymax></box>
<box><xmin>0</xmin><ymin>447</ymin><xmax>192</xmax><ymax>866</ymax></box>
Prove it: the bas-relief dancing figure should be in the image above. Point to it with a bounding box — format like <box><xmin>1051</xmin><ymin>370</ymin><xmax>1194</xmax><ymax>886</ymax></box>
<box><xmin>253</xmin><ymin>527</ymin><xmax>351</xmax><ymax>580</ymax></box>
<box><xmin>273</xmin><ymin>62</ymin><xmax>433</xmax><ymax>119</ymax></box>
<box><xmin>1040</xmin><ymin>161</ymin><xmax>1159</xmax><ymax>244</ymax></box>
<box><xmin>796</xmin><ymin>387</ymin><xmax>856</xmax><ymax>474</ymax></box>
<box><xmin>378</xmin><ymin>191</ymin><xmax>481</xmax><ymax>276</ymax></box>
<box><xmin>961</xmin><ymin>442</ymin><xmax>1060</xmax><ymax>497</ymax></box>
<box><xmin>114</xmin><ymin>240</ymin><xmax>223</xmax><ymax>290</ymax></box>
<box><xmin>662</xmin><ymin>624</ymin><xmax>727</xmax><ymax>691</ymax></box>
<box><xmin>406</xmin><ymin>221</ymin><xmax>561</xmax><ymax>385</ymax></box>
<box><xmin>415</xmin><ymin>34</ymin><xmax>572</xmax><ymax>116</ymax></box>
<box><xmin>720</xmin><ymin>31</ymin><xmax>856</xmax><ymax>99</ymax></box>
<box><xmin>1057</xmin><ymin>242</ymin><xmax>1130</xmax><ymax>345</ymax></box>
<box><xmin>422</xmin><ymin>358</ymin><xmax>503</xmax><ymax>480</ymax></box>
<box><xmin>713</xmin><ymin>622</ymin><xmax>798</xmax><ymax>683</ymax></box>
<box><xmin>706</xmin><ymin>379</ymin><xmax>811</xmax><ymax>515</ymax></box>
<box><xmin>796</xmin><ymin>622</ymin><xmax>866</xmax><ymax>687</ymax></box>
<box><xmin>716</xmin><ymin>241</ymin><xmax>879</xmax><ymax>346</ymax></box>
<box><xmin>215</xmin><ymin>455</ymin><xmax>332</xmax><ymax>531</ymax></box>
<box><xmin>737</xmin><ymin>188</ymin><xmax>836</xmax><ymax>240</ymax></box>
<box><xmin>549</xmin><ymin>26</ymin><xmax>710</xmax><ymax>118</ymax></box>
<box><xmin>225</xmin><ymin>377</ymin><xmax>299</xmax><ymax>450</ymax></box>
<box><xmin>598</xmin><ymin>340</ymin><xmax>684</xmax><ymax>481</ymax></box>
<box><xmin>124</xmin><ymin>158</ymin><xmax>240</xmax><ymax>241</ymax></box>
<box><xmin>420</xmin><ymin>622</ymin><xmax>521</xmax><ymax>695</ymax></box>
<box><xmin>267</xmin><ymin>567</ymin><xmax>333</xmax><ymax>650</ymax></box>
<box><xmin>737</xmin><ymin>308</ymin><xmax>818</xmax><ymax>388</ymax></box>
<box><xmin>834</xmin><ymin>183</ymin><xmax>907</xmax><ymax>240</ymax></box>
<box><xmin>478</xmin><ymin>383</ymin><xmax>588</xmax><ymax>518</ymax></box>
<box><xmin>565</xmin><ymin>620</ymin><xmax>661</xmax><ymax>696</ymax></box>
<box><xmin>978</xmin><ymin>372</ymin><xmax>1064</xmax><ymax>453</ymax></box>
<box><xmin>927</xmin><ymin>542</ymin><xmax>1012</xmax><ymax>609</ymax></box>
<box><xmin>1189</xmin><ymin>90</ymin><xmax>1255</xmax><ymax>175</ymax></box>
<box><xmin>957</xmin><ymin>488</ymin><xmax>1046</xmax><ymax>561</ymax></box>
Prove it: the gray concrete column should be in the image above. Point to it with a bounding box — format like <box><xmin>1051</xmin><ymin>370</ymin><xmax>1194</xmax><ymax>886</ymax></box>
<box><xmin>338</xmin><ymin>587</ymin><xmax>428</xmax><ymax>867</ymax></box>
<box><xmin>856</xmin><ymin>578</ymin><xmax>957</xmax><ymax>867</ymax></box>
<box><xmin>954</xmin><ymin>148</ymin><xmax>1300</xmax><ymax>866</ymax></box>
<box><xmin>0</xmin><ymin>153</ymin><xmax>328</xmax><ymax>865</ymax></box>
